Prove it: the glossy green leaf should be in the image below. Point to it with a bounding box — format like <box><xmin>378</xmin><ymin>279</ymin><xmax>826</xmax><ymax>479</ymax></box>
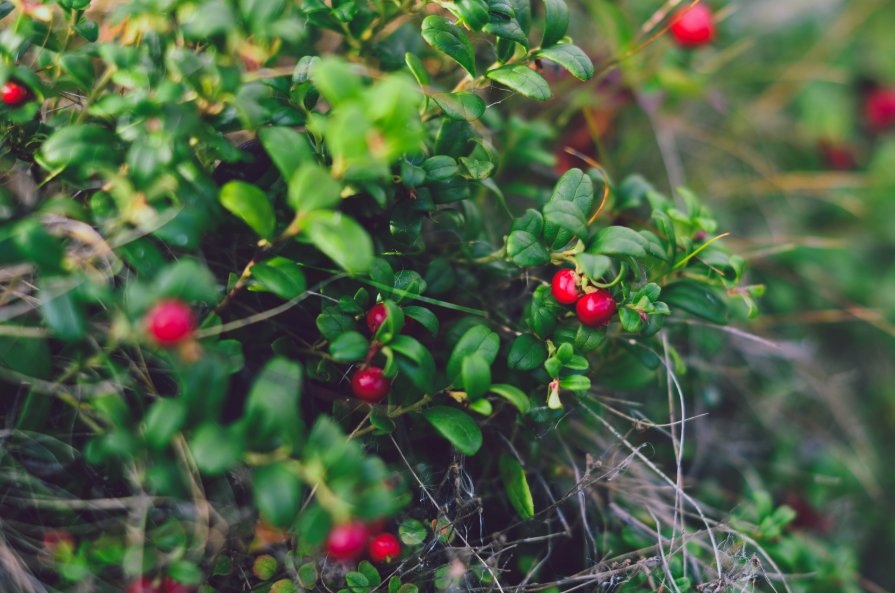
<box><xmin>421</xmin><ymin>16</ymin><xmax>477</xmax><ymax>77</ymax></box>
<box><xmin>250</xmin><ymin>257</ymin><xmax>307</xmax><ymax>300</ymax></box>
<box><xmin>461</xmin><ymin>355</ymin><xmax>491</xmax><ymax>399</ymax></box>
<box><xmin>304</xmin><ymin>211</ymin><xmax>374</xmax><ymax>274</ymax></box>
<box><xmin>403</xmin><ymin>305</ymin><xmax>439</xmax><ymax>336</ymax></box>
<box><xmin>220</xmin><ymin>181</ymin><xmax>276</xmax><ymax>239</ymax></box>
<box><xmin>486</xmin><ymin>64</ymin><xmax>550</xmax><ymax>101</ymax></box>
<box><xmin>447</xmin><ymin>325</ymin><xmax>500</xmax><ymax>379</ymax></box>
<box><xmin>489</xmin><ymin>384</ymin><xmax>530</xmax><ymax>413</ymax></box>
<box><xmin>662</xmin><ymin>281</ymin><xmax>729</xmax><ymax>325</ymax></box>
<box><xmin>537</xmin><ymin>44</ymin><xmax>593</xmax><ymax>80</ymax></box>
<box><xmin>389</xmin><ymin>335</ymin><xmax>436</xmax><ymax>392</ymax></box>
<box><xmin>422</xmin><ymin>406</ymin><xmax>483</xmax><ymax>456</ymax></box>
<box><xmin>507</xmin><ymin>230</ymin><xmax>549</xmax><ymax>266</ymax></box>
<box><xmin>432</xmin><ymin>92</ymin><xmax>486</xmax><ymax>121</ymax></box>
<box><xmin>329</xmin><ymin>331</ymin><xmax>370</xmax><ymax>362</ymax></box>
<box><xmin>507</xmin><ymin>334</ymin><xmax>547</xmax><ymax>370</ymax></box>
<box><xmin>541</xmin><ymin>0</ymin><xmax>569</xmax><ymax>47</ymax></box>
<box><xmin>259</xmin><ymin>126</ymin><xmax>314</xmax><ymax>180</ymax></box>
<box><xmin>588</xmin><ymin>225</ymin><xmax>649</xmax><ymax>258</ymax></box>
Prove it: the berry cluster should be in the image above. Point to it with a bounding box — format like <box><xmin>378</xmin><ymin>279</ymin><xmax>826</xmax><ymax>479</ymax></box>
<box><xmin>551</xmin><ymin>269</ymin><xmax>617</xmax><ymax>327</ymax></box>
<box><xmin>325</xmin><ymin>522</ymin><xmax>401</xmax><ymax>564</ymax></box>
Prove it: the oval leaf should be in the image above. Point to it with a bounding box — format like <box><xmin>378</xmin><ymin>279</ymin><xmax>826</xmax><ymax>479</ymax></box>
<box><xmin>486</xmin><ymin>64</ymin><xmax>550</xmax><ymax>101</ymax></box>
<box><xmin>220</xmin><ymin>181</ymin><xmax>276</xmax><ymax>240</ymax></box>
<box><xmin>422</xmin><ymin>406</ymin><xmax>483</xmax><ymax>456</ymax></box>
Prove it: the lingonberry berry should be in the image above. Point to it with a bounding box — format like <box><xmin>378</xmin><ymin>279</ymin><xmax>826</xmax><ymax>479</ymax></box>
<box><xmin>1</xmin><ymin>80</ymin><xmax>30</xmax><ymax>107</ymax></box>
<box><xmin>368</xmin><ymin>533</ymin><xmax>401</xmax><ymax>564</ymax></box>
<box><xmin>325</xmin><ymin>522</ymin><xmax>369</xmax><ymax>561</ymax></box>
<box><xmin>145</xmin><ymin>300</ymin><xmax>196</xmax><ymax>346</ymax></box>
<box><xmin>128</xmin><ymin>578</ymin><xmax>160</xmax><ymax>593</ymax></box>
<box><xmin>818</xmin><ymin>141</ymin><xmax>856</xmax><ymax>171</ymax></box>
<box><xmin>160</xmin><ymin>578</ymin><xmax>193</xmax><ymax>593</ymax></box>
<box><xmin>865</xmin><ymin>87</ymin><xmax>895</xmax><ymax>133</ymax></box>
<box><xmin>351</xmin><ymin>367</ymin><xmax>390</xmax><ymax>403</ymax></box>
<box><xmin>551</xmin><ymin>269</ymin><xmax>581</xmax><ymax>305</ymax></box>
<box><xmin>670</xmin><ymin>4</ymin><xmax>715</xmax><ymax>48</ymax></box>
<box><xmin>366</xmin><ymin>303</ymin><xmax>388</xmax><ymax>334</ymax></box>
<box><xmin>576</xmin><ymin>290</ymin><xmax>617</xmax><ymax>327</ymax></box>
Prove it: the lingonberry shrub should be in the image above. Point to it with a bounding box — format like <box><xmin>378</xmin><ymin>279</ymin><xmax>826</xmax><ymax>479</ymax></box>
<box><xmin>0</xmin><ymin>0</ymin><xmax>769</xmax><ymax>592</ymax></box>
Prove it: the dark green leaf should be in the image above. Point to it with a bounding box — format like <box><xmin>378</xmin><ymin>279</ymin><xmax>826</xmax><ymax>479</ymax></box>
<box><xmin>143</xmin><ymin>398</ymin><xmax>187</xmax><ymax>449</ymax></box>
<box><xmin>499</xmin><ymin>454</ymin><xmax>534</xmax><ymax>519</ymax></box>
<box><xmin>447</xmin><ymin>325</ymin><xmax>500</xmax><ymax>379</ymax></box>
<box><xmin>507</xmin><ymin>230</ymin><xmax>549</xmax><ymax>266</ymax></box>
<box><xmin>389</xmin><ymin>335</ymin><xmax>436</xmax><ymax>393</ymax></box>
<box><xmin>543</xmin><ymin>200</ymin><xmax>587</xmax><ymax>247</ymax></box>
<box><xmin>39</xmin><ymin>280</ymin><xmax>85</xmax><ymax>342</ymax></box>
<box><xmin>550</xmin><ymin>168</ymin><xmax>594</xmax><ymax>213</ymax></box>
<box><xmin>421</xmin><ymin>16</ymin><xmax>477</xmax><ymax>77</ymax></box>
<box><xmin>404</xmin><ymin>306</ymin><xmax>439</xmax><ymax>336</ymax></box>
<box><xmin>536</xmin><ymin>44</ymin><xmax>593</xmax><ymax>80</ymax></box>
<box><xmin>245</xmin><ymin>357</ymin><xmax>304</xmax><ymax>451</ymax></box>
<box><xmin>189</xmin><ymin>424</ymin><xmax>245</xmax><ymax>476</ymax></box>
<box><xmin>398</xmin><ymin>519</ymin><xmax>428</xmax><ymax>545</ymax></box>
<box><xmin>432</xmin><ymin>92</ymin><xmax>486</xmax><ymax>121</ymax></box>
<box><xmin>329</xmin><ymin>331</ymin><xmax>370</xmax><ymax>362</ymax></box>
<box><xmin>461</xmin><ymin>355</ymin><xmax>491</xmax><ymax>399</ymax></box>
<box><xmin>489</xmin><ymin>384</ymin><xmax>530</xmax><ymax>413</ymax></box>
<box><xmin>486</xmin><ymin>64</ymin><xmax>550</xmax><ymax>101</ymax></box>
<box><xmin>454</xmin><ymin>0</ymin><xmax>489</xmax><ymax>30</ymax></box>
<box><xmin>251</xmin><ymin>257</ymin><xmax>307</xmax><ymax>300</ymax></box>
<box><xmin>507</xmin><ymin>334</ymin><xmax>547</xmax><ymax>370</ymax></box>
<box><xmin>541</xmin><ymin>0</ymin><xmax>569</xmax><ymax>47</ymax></box>
<box><xmin>588</xmin><ymin>225</ymin><xmax>649</xmax><ymax>258</ymax></box>
<box><xmin>422</xmin><ymin>406</ymin><xmax>483</xmax><ymax>456</ymax></box>
<box><xmin>662</xmin><ymin>281</ymin><xmax>729</xmax><ymax>325</ymax></box>
<box><xmin>253</xmin><ymin>462</ymin><xmax>302</xmax><ymax>527</ymax></box>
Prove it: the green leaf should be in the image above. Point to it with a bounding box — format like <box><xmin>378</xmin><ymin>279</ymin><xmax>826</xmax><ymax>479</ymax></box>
<box><xmin>507</xmin><ymin>334</ymin><xmax>547</xmax><ymax>370</ymax></box>
<box><xmin>259</xmin><ymin>126</ymin><xmax>314</xmax><ymax>180</ymax></box>
<box><xmin>422</xmin><ymin>406</ymin><xmax>483</xmax><ymax>456</ymax></box>
<box><xmin>220</xmin><ymin>181</ymin><xmax>276</xmax><ymax>240</ymax></box>
<box><xmin>250</xmin><ymin>257</ymin><xmax>307</xmax><ymax>300</ymax></box>
<box><xmin>543</xmin><ymin>201</ymin><xmax>587</xmax><ymax>248</ymax></box>
<box><xmin>39</xmin><ymin>124</ymin><xmax>119</xmax><ymax>179</ymax></box>
<box><xmin>459</xmin><ymin>157</ymin><xmax>495</xmax><ymax>180</ymax></box>
<box><xmin>550</xmin><ymin>168</ymin><xmax>594</xmax><ymax>214</ymax></box>
<box><xmin>329</xmin><ymin>331</ymin><xmax>370</xmax><ymax>362</ymax></box>
<box><xmin>662</xmin><ymin>281</ymin><xmax>729</xmax><ymax>325</ymax></box>
<box><xmin>374</xmin><ymin>300</ymin><xmax>405</xmax><ymax>342</ymax></box>
<box><xmin>154</xmin><ymin>259</ymin><xmax>220</xmax><ymax>304</ymax></box>
<box><xmin>559</xmin><ymin>374</ymin><xmax>590</xmax><ymax>391</ymax></box>
<box><xmin>447</xmin><ymin>325</ymin><xmax>500</xmax><ymax>380</ymax></box>
<box><xmin>143</xmin><ymin>398</ymin><xmax>187</xmax><ymax>449</ymax></box>
<box><xmin>39</xmin><ymin>281</ymin><xmax>86</xmax><ymax>342</ymax></box>
<box><xmin>507</xmin><ymin>231</ymin><xmax>549</xmax><ymax>266</ymax></box>
<box><xmin>189</xmin><ymin>424</ymin><xmax>245</xmax><ymax>476</ymax></box>
<box><xmin>575</xmin><ymin>253</ymin><xmax>612</xmax><ymax>280</ymax></box>
<box><xmin>398</xmin><ymin>519</ymin><xmax>428</xmax><ymax>545</ymax></box>
<box><xmin>536</xmin><ymin>44</ymin><xmax>593</xmax><ymax>80</ymax></box>
<box><xmin>588</xmin><ymin>226</ymin><xmax>649</xmax><ymax>258</ymax></box>
<box><xmin>405</xmin><ymin>53</ymin><xmax>430</xmax><ymax>87</ymax></box>
<box><xmin>432</xmin><ymin>92</ymin><xmax>486</xmax><ymax>121</ymax></box>
<box><xmin>389</xmin><ymin>335</ymin><xmax>436</xmax><ymax>393</ymax></box>
<box><xmin>253</xmin><ymin>462</ymin><xmax>303</xmax><ymax>527</ymax></box>
<box><xmin>541</xmin><ymin>0</ymin><xmax>568</xmax><ymax>47</ymax></box>
<box><xmin>245</xmin><ymin>357</ymin><xmax>304</xmax><ymax>451</ymax></box>
<box><xmin>346</xmin><ymin>572</ymin><xmax>370</xmax><ymax>593</ymax></box>
<box><xmin>489</xmin><ymin>384</ymin><xmax>530</xmax><ymax>413</ymax></box>
<box><xmin>358</xmin><ymin>561</ymin><xmax>382</xmax><ymax>587</ymax></box>
<box><xmin>484</xmin><ymin>0</ymin><xmax>528</xmax><ymax>46</ymax></box>
<box><xmin>288</xmin><ymin>163</ymin><xmax>342</xmax><ymax>213</ymax></box>
<box><xmin>454</xmin><ymin>0</ymin><xmax>490</xmax><ymax>30</ymax></box>
<box><xmin>499</xmin><ymin>454</ymin><xmax>534</xmax><ymax>519</ymax></box>
<box><xmin>403</xmin><ymin>305</ymin><xmax>439</xmax><ymax>336</ymax></box>
<box><xmin>461</xmin><ymin>355</ymin><xmax>491</xmax><ymax>399</ymax></box>
<box><xmin>486</xmin><ymin>65</ymin><xmax>550</xmax><ymax>101</ymax></box>
<box><xmin>421</xmin><ymin>16</ymin><xmax>477</xmax><ymax>77</ymax></box>
<box><xmin>311</xmin><ymin>57</ymin><xmax>363</xmax><ymax>103</ymax></box>
<box><xmin>304</xmin><ymin>211</ymin><xmax>374</xmax><ymax>274</ymax></box>
<box><xmin>423</xmin><ymin>155</ymin><xmax>459</xmax><ymax>181</ymax></box>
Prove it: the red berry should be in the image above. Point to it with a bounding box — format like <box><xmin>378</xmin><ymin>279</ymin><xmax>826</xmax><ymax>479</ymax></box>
<box><xmin>128</xmin><ymin>578</ymin><xmax>159</xmax><ymax>593</ymax></box>
<box><xmin>368</xmin><ymin>533</ymin><xmax>401</xmax><ymax>564</ymax></box>
<box><xmin>1</xmin><ymin>81</ymin><xmax>30</xmax><ymax>107</ymax></box>
<box><xmin>575</xmin><ymin>290</ymin><xmax>617</xmax><ymax>328</ymax></box>
<box><xmin>366</xmin><ymin>303</ymin><xmax>388</xmax><ymax>334</ymax></box>
<box><xmin>351</xmin><ymin>367</ymin><xmax>390</xmax><ymax>403</ymax></box>
<box><xmin>145</xmin><ymin>300</ymin><xmax>196</xmax><ymax>346</ymax></box>
<box><xmin>670</xmin><ymin>4</ymin><xmax>715</xmax><ymax>48</ymax></box>
<box><xmin>325</xmin><ymin>523</ymin><xmax>368</xmax><ymax>561</ymax></box>
<box><xmin>551</xmin><ymin>269</ymin><xmax>581</xmax><ymax>305</ymax></box>
<box><xmin>818</xmin><ymin>141</ymin><xmax>856</xmax><ymax>171</ymax></box>
<box><xmin>160</xmin><ymin>578</ymin><xmax>193</xmax><ymax>593</ymax></box>
<box><xmin>865</xmin><ymin>88</ymin><xmax>895</xmax><ymax>133</ymax></box>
